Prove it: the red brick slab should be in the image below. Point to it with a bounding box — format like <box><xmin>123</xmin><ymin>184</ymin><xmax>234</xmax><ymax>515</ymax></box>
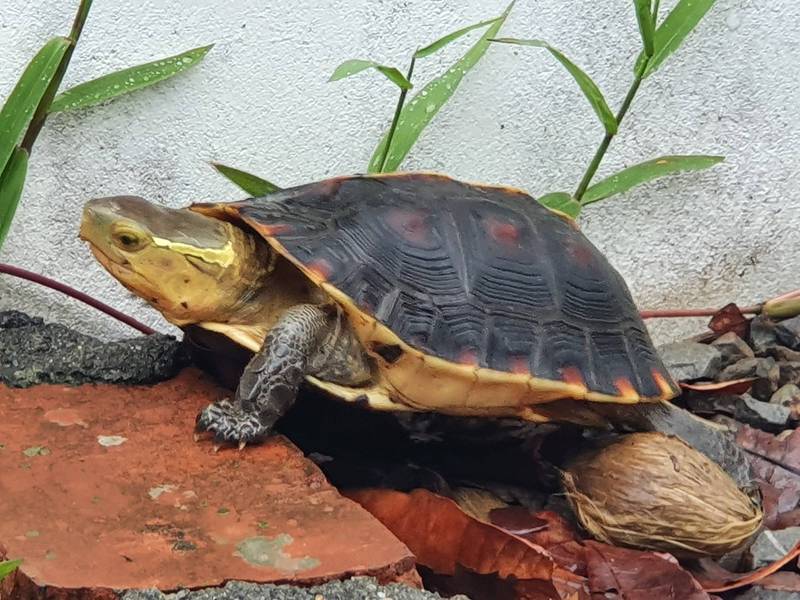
<box><xmin>0</xmin><ymin>370</ymin><xmax>415</xmax><ymax>597</ymax></box>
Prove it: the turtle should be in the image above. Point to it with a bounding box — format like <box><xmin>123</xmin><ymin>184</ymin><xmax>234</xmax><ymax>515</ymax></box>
<box><xmin>79</xmin><ymin>172</ymin><xmax>751</xmax><ymax>484</ymax></box>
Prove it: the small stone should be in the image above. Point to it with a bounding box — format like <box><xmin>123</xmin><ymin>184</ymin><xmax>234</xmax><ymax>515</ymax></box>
<box><xmin>712</xmin><ymin>332</ymin><xmax>755</xmax><ymax>366</ymax></box>
<box><xmin>748</xmin><ymin>527</ymin><xmax>800</xmax><ymax>568</ymax></box>
<box><xmin>750</xmin><ymin>316</ymin><xmax>780</xmax><ymax>355</ymax></box>
<box><xmin>718</xmin><ymin>357</ymin><xmax>780</xmax><ymax>400</ymax></box>
<box><xmin>687</xmin><ymin>394</ymin><xmax>790</xmax><ymax>432</ymax></box>
<box><xmin>741</xmin><ymin>395</ymin><xmax>791</xmax><ymax>430</ymax></box>
<box><xmin>657</xmin><ymin>341</ymin><xmax>723</xmax><ymax>382</ymax></box>
<box><xmin>769</xmin><ymin>346</ymin><xmax>800</xmax><ymax>362</ymax></box>
<box><xmin>737</xmin><ymin>588</ymin><xmax>800</xmax><ymax>600</ymax></box>
<box><xmin>778</xmin><ymin>362</ymin><xmax>800</xmax><ymax>387</ymax></box>
<box><xmin>775</xmin><ymin>315</ymin><xmax>800</xmax><ymax>350</ymax></box>
<box><xmin>770</xmin><ymin>384</ymin><xmax>800</xmax><ymax>407</ymax></box>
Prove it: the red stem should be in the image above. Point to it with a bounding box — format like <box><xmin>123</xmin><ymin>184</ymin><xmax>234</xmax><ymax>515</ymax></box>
<box><xmin>0</xmin><ymin>263</ymin><xmax>157</xmax><ymax>335</ymax></box>
<box><xmin>639</xmin><ymin>306</ymin><xmax>761</xmax><ymax>319</ymax></box>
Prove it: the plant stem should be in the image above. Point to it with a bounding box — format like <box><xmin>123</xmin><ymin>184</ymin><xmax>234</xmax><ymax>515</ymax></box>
<box><xmin>378</xmin><ymin>56</ymin><xmax>416</xmax><ymax>173</ymax></box>
<box><xmin>640</xmin><ymin>306</ymin><xmax>760</xmax><ymax>319</ymax></box>
<box><xmin>573</xmin><ymin>59</ymin><xmax>649</xmax><ymax>203</ymax></box>
<box><xmin>20</xmin><ymin>0</ymin><xmax>93</xmax><ymax>153</ymax></box>
<box><xmin>0</xmin><ymin>263</ymin><xmax>157</xmax><ymax>335</ymax></box>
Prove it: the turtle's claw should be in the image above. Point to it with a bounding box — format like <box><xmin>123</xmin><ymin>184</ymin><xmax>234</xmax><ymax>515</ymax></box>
<box><xmin>194</xmin><ymin>398</ymin><xmax>268</xmax><ymax>448</ymax></box>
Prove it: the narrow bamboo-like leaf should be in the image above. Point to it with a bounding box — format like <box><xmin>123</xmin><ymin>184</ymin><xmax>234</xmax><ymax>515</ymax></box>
<box><xmin>0</xmin><ymin>37</ymin><xmax>70</xmax><ymax>175</ymax></box>
<box><xmin>368</xmin><ymin>1</ymin><xmax>515</xmax><ymax>173</ymax></box>
<box><xmin>329</xmin><ymin>59</ymin><xmax>412</xmax><ymax>90</ymax></box>
<box><xmin>537</xmin><ymin>192</ymin><xmax>581</xmax><ymax>218</ymax></box>
<box><xmin>634</xmin><ymin>0</ymin><xmax>655</xmax><ymax>56</ymax></box>
<box><xmin>0</xmin><ymin>559</ymin><xmax>22</xmax><ymax>581</ymax></box>
<box><xmin>635</xmin><ymin>0</ymin><xmax>717</xmax><ymax>77</ymax></box>
<box><xmin>582</xmin><ymin>154</ymin><xmax>724</xmax><ymax>204</ymax></box>
<box><xmin>49</xmin><ymin>44</ymin><xmax>213</xmax><ymax>113</ymax></box>
<box><xmin>0</xmin><ymin>148</ymin><xmax>29</xmax><ymax>250</ymax></box>
<box><xmin>492</xmin><ymin>38</ymin><xmax>617</xmax><ymax>135</ymax></box>
<box><xmin>211</xmin><ymin>162</ymin><xmax>281</xmax><ymax>196</ymax></box>
<box><xmin>414</xmin><ymin>17</ymin><xmax>502</xmax><ymax>59</ymax></box>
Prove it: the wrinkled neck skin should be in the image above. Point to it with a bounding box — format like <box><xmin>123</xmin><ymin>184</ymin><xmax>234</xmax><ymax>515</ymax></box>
<box><xmin>196</xmin><ymin>239</ymin><xmax>319</xmax><ymax>352</ymax></box>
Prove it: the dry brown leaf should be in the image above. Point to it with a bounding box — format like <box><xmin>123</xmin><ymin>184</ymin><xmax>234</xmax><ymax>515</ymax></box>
<box><xmin>708</xmin><ymin>303</ymin><xmax>749</xmax><ymax>338</ymax></box>
<box><xmin>347</xmin><ymin>488</ymin><xmax>587</xmax><ymax>599</ymax></box>
<box><xmin>690</xmin><ymin>541</ymin><xmax>800</xmax><ymax>592</ymax></box>
<box><xmin>680</xmin><ymin>378</ymin><xmax>755</xmax><ymax>395</ymax></box>
<box><xmin>736</xmin><ymin>425</ymin><xmax>800</xmax><ymax>528</ymax></box>
<box><xmin>584</xmin><ymin>541</ymin><xmax>711</xmax><ymax>600</ymax></box>
<box><xmin>489</xmin><ymin>507</ymin><xmax>588</xmax><ymax>576</ymax></box>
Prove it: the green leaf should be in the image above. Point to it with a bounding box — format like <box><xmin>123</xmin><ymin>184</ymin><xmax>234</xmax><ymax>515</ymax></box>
<box><xmin>368</xmin><ymin>1</ymin><xmax>515</xmax><ymax>173</ymax></box>
<box><xmin>633</xmin><ymin>0</ymin><xmax>655</xmax><ymax>56</ymax></box>
<box><xmin>537</xmin><ymin>192</ymin><xmax>581</xmax><ymax>218</ymax></box>
<box><xmin>0</xmin><ymin>37</ymin><xmax>70</xmax><ymax>175</ymax></box>
<box><xmin>0</xmin><ymin>148</ymin><xmax>29</xmax><ymax>250</ymax></box>
<box><xmin>328</xmin><ymin>59</ymin><xmax>412</xmax><ymax>90</ymax></box>
<box><xmin>49</xmin><ymin>44</ymin><xmax>213</xmax><ymax>113</ymax></box>
<box><xmin>211</xmin><ymin>162</ymin><xmax>281</xmax><ymax>197</ymax></box>
<box><xmin>414</xmin><ymin>17</ymin><xmax>502</xmax><ymax>59</ymax></box>
<box><xmin>491</xmin><ymin>38</ymin><xmax>617</xmax><ymax>135</ymax></box>
<box><xmin>0</xmin><ymin>559</ymin><xmax>22</xmax><ymax>582</ymax></box>
<box><xmin>635</xmin><ymin>0</ymin><xmax>717</xmax><ymax>77</ymax></box>
<box><xmin>582</xmin><ymin>154</ymin><xmax>724</xmax><ymax>204</ymax></box>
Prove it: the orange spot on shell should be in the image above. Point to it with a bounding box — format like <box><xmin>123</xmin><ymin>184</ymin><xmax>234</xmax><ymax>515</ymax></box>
<box><xmin>457</xmin><ymin>349</ymin><xmax>479</xmax><ymax>366</ymax></box>
<box><xmin>485</xmin><ymin>217</ymin><xmax>520</xmax><ymax>246</ymax></box>
<box><xmin>386</xmin><ymin>208</ymin><xmax>432</xmax><ymax>246</ymax></box>
<box><xmin>510</xmin><ymin>357</ymin><xmax>531</xmax><ymax>375</ymax></box>
<box><xmin>614</xmin><ymin>377</ymin><xmax>640</xmax><ymax>400</ymax></box>
<box><xmin>561</xmin><ymin>367</ymin><xmax>587</xmax><ymax>389</ymax></box>
<box><xmin>652</xmin><ymin>369</ymin><xmax>676</xmax><ymax>397</ymax></box>
<box><xmin>306</xmin><ymin>258</ymin><xmax>333</xmax><ymax>281</ymax></box>
<box><xmin>258</xmin><ymin>223</ymin><xmax>292</xmax><ymax>236</ymax></box>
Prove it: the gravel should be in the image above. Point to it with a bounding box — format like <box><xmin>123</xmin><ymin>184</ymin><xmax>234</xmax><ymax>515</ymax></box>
<box><xmin>120</xmin><ymin>577</ymin><xmax>462</xmax><ymax>600</ymax></box>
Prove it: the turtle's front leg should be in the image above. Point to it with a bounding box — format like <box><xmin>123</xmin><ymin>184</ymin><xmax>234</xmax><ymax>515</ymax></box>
<box><xmin>196</xmin><ymin>304</ymin><xmax>335</xmax><ymax>446</ymax></box>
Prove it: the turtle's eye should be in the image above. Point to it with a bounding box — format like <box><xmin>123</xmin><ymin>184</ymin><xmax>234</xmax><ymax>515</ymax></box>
<box><xmin>111</xmin><ymin>226</ymin><xmax>146</xmax><ymax>251</ymax></box>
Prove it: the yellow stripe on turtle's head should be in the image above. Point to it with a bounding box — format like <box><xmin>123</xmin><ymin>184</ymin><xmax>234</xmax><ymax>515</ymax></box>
<box><xmin>80</xmin><ymin>196</ymin><xmax>271</xmax><ymax>327</ymax></box>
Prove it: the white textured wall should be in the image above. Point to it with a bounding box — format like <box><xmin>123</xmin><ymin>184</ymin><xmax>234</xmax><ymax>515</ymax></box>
<box><xmin>1</xmin><ymin>0</ymin><xmax>797</xmax><ymax>345</ymax></box>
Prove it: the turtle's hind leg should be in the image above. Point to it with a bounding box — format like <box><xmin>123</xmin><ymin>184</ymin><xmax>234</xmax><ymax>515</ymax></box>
<box><xmin>617</xmin><ymin>401</ymin><xmax>755</xmax><ymax>488</ymax></box>
<box><xmin>196</xmin><ymin>303</ymin><xmax>336</xmax><ymax>445</ymax></box>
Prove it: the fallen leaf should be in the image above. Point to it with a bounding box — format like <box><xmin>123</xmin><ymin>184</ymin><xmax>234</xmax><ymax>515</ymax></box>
<box><xmin>680</xmin><ymin>378</ymin><xmax>755</xmax><ymax>395</ymax></box>
<box><xmin>736</xmin><ymin>425</ymin><xmax>800</xmax><ymax>527</ymax></box>
<box><xmin>489</xmin><ymin>507</ymin><xmax>588</xmax><ymax>576</ymax></box>
<box><xmin>348</xmin><ymin>488</ymin><xmax>586</xmax><ymax>598</ymax></box>
<box><xmin>584</xmin><ymin>541</ymin><xmax>710</xmax><ymax>600</ymax></box>
<box><xmin>758</xmin><ymin>571</ymin><xmax>800</xmax><ymax>591</ymax></box>
<box><xmin>708</xmin><ymin>303</ymin><xmax>749</xmax><ymax>339</ymax></box>
<box><xmin>690</xmin><ymin>541</ymin><xmax>800</xmax><ymax>592</ymax></box>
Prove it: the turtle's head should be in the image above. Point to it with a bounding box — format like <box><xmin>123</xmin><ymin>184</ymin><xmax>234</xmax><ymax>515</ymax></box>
<box><xmin>80</xmin><ymin>196</ymin><xmax>270</xmax><ymax>326</ymax></box>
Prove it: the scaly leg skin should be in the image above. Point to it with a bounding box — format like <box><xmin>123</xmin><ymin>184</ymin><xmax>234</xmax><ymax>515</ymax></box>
<box><xmin>195</xmin><ymin>304</ymin><xmax>335</xmax><ymax>446</ymax></box>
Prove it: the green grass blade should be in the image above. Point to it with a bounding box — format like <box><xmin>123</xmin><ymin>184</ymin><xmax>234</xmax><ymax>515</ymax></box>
<box><xmin>633</xmin><ymin>0</ymin><xmax>655</xmax><ymax>56</ymax></box>
<box><xmin>0</xmin><ymin>148</ymin><xmax>29</xmax><ymax>250</ymax></box>
<box><xmin>211</xmin><ymin>162</ymin><xmax>281</xmax><ymax>197</ymax></box>
<box><xmin>582</xmin><ymin>154</ymin><xmax>724</xmax><ymax>204</ymax></box>
<box><xmin>414</xmin><ymin>17</ymin><xmax>502</xmax><ymax>59</ymax></box>
<box><xmin>0</xmin><ymin>559</ymin><xmax>22</xmax><ymax>582</ymax></box>
<box><xmin>537</xmin><ymin>192</ymin><xmax>581</xmax><ymax>218</ymax></box>
<box><xmin>635</xmin><ymin>0</ymin><xmax>717</xmax><ymax>78</ymax></box>
<box><xmin>368</xmin><ymin>1</ymin><xmax>515</xmax><ymax>173</ymax></box>
<box><xmin>329</xmin><ymin>59</ymin><xmax>412</xmax><ymax>90</ymax></box>
<box><xmin>492</xmin><ymin>38</ymin><xmax>617</xmax><ymax>135</ymax></box>
<box><xmin>0</xmin><ymin>37</ymin><xmax>70</xmax><ymax>174</ymax></box>
<box><xmin>49</xmin><ymin>44</ymin><xmax>213</xmax><ymax>113</ymax></box>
